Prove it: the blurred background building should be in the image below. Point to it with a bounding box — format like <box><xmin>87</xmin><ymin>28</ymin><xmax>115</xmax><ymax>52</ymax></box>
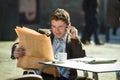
<box><xmin>0</xmin><ymin>0</ymin><xmax>119</xmax><ymax>41</ymax></box>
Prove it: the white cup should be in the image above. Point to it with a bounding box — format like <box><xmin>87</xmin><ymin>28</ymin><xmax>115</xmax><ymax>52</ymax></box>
<box><xmin>57</xmin><ymin>52</ymin><xmax>67</xmax><ymax>61</ymax></box>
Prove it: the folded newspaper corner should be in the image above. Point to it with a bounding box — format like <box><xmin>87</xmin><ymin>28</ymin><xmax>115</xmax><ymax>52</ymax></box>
<box><xmin>14</xmin><ymin>26</ymin><xmax>59</xmax><ymax>77</ymax></box>
<box><xmin>70</xmin><ymin>57</ymin><xmax>117</xmax><ymax>64</ymax></box>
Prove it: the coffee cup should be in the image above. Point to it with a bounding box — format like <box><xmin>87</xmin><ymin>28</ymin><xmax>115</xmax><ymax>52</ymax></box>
<box><xmin>57</xmin><ymin>52</ymin><xmax>67</xmax><ymax>61</ymax></box>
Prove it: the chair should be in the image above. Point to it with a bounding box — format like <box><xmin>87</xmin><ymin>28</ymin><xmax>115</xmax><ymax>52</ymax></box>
<box><xmin>7</xmin><ymin>74</ymin><xmax>43</xmax><ymax>80</ymax></box>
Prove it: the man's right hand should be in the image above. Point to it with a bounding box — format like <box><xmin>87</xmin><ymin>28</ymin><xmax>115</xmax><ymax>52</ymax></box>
<box><xmin>14</xmin><ymin>44</ymin><xmax>25</xmax><ymax>58</ymax></box>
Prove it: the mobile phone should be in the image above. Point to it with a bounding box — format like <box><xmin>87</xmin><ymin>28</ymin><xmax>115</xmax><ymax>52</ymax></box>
<box><xmin>67</xmin><ymin>23</ymin><xmax>71</xmax><ymax>33</ymax></box>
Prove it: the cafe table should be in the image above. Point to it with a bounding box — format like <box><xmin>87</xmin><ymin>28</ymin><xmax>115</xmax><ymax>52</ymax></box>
<box><xmin>39</xmin><ymin>57</ymin><xmax>120</xmax><ymax>80</ymax></box>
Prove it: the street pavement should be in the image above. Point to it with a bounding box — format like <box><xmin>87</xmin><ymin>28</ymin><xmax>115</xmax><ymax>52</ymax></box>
<box><xmin>0</xmin><ymin>28</ymin><xmax>120</xmax><ymax>80</ymax></box>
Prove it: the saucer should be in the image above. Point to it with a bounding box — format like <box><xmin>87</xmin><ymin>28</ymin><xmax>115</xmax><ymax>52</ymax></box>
<box><xmin>52</xmin><ymin>60</ymin><xmax>64</xmax><ymax>64</ymax></box>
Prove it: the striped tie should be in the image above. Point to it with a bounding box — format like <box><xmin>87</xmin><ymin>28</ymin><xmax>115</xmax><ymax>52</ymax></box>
<box><xmin>54</xmin><ymin>38</ymin><xmax>63</xmax><ymax>59</ymax></box>
<box><xmin>54</xmin><ymin>38</ymin><xmax>70</xmax><ymax>78</ymax></box>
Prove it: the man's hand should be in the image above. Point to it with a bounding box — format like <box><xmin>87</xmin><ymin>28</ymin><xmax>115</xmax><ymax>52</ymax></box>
<box><xmin>67</xmin><ymin>26</ymin><xmax>78</xmax><ymax>39</ymax></box>
<box><xmin>14</xmin><ymin>44</ymin><xmax>25</xmax><ymax>58</ymax></box>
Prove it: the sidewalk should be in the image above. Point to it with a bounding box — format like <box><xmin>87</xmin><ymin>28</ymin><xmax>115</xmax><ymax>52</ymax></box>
<box><xmin>0</xmin><ymin>28</ymin><xmax>120</xmax><ymax>80</ymax></box>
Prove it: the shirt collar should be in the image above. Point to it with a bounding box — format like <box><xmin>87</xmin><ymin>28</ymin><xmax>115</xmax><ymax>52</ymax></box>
<box><xmin>54</xmin><ymin>33</ymin><xmax>67</xmax><ymax>42</ymax></box>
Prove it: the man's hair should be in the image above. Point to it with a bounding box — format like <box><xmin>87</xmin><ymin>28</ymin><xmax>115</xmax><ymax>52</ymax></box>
<box><xmin>50</xmin><ymin>8</ymin><xmax>70</xmax><ymax>25</ymax></box>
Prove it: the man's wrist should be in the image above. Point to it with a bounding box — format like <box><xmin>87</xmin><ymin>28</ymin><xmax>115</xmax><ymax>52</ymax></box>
<box><xmin>71</xmin><ymin>36</ymin><xmax>79</xmax><ymax>40</ymax></box>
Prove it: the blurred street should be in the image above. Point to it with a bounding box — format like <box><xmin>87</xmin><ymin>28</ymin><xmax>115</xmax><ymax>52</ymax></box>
<box><xmin>0</xmin><ymin>28</ymin><xmax>120</xmax><ymax>80</ymax></box>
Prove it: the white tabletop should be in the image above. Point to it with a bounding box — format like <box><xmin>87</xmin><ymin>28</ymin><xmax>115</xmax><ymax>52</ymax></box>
<box><xmin>39</xmin><ymin>59</ymin><xmax>120</xmax><ymax>73</ymax></box>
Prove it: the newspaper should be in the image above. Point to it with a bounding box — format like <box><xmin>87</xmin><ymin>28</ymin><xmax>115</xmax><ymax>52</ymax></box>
<box><xmin>15</xmin><ymin>26</ymin><xmax>54</xmax><ymax>69</ymax></box>
<box><xmin>70</xmin><ymin>57</ymin><xmax>117</xmax><ymax>64</ymax></box>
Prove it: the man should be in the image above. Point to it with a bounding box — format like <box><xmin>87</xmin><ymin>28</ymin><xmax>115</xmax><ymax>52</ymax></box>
<box><xmin>80</xmin><ymin>0</ymin><xmax>104</xmax><ymax>45</ymax></box>
<box><xmin>11</xmin><ymin>8</ymin><xmax>92</xmax><ymax>80</ymax></box>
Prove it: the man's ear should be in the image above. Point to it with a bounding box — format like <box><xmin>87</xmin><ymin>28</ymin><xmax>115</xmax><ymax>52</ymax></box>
<box><xmin>65</xmin><ymin>25</ymin><xmax>69</xmax><ymax>29</ymax></box>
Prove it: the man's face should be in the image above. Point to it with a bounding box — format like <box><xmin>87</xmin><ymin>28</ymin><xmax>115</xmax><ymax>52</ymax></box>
<box><xmin>51</xmin><ymin>20</ymin><xmax>68</xmax><ymax>38</ymax></box>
